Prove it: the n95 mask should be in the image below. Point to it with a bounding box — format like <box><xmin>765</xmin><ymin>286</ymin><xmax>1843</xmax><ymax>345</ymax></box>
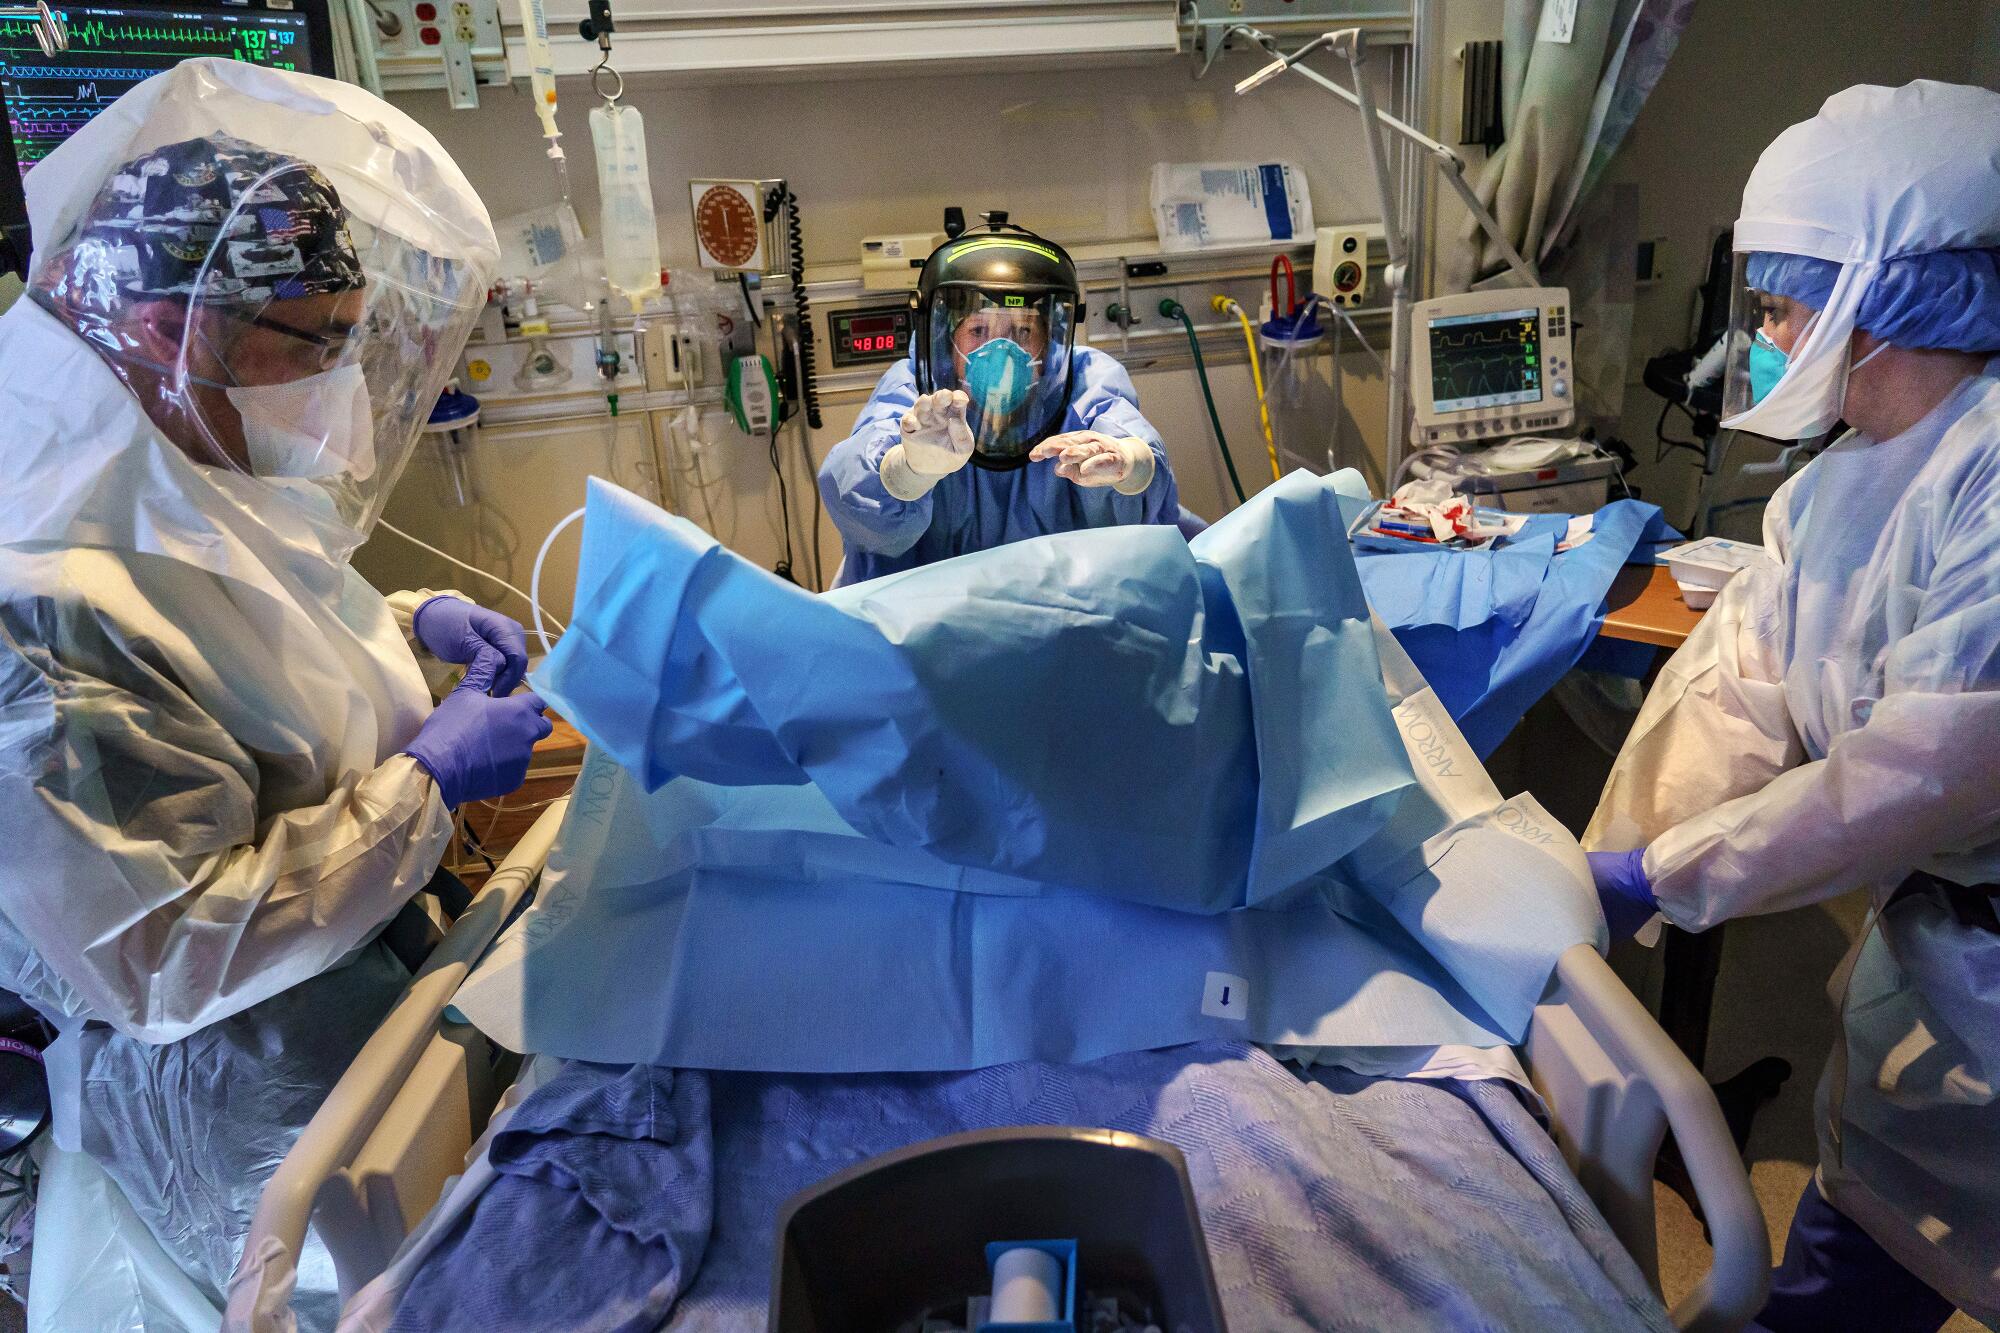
<box><xmin>230</xmin><ymin>362</ymin><xmax>377</xmax><ymax>480</ymax></box>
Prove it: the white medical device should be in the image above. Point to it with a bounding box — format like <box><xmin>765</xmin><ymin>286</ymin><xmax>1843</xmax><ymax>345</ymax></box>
<box><xmin>1406</xmin><ymin>286</ymin><xmax>1575</xmax><ymax>449</ymax></box>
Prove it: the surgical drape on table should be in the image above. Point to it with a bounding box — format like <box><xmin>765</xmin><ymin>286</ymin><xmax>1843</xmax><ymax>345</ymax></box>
<box><xmin>453</xmin><ymin>472</ymin><xmax>1604</xmax><ymax>1071</ymax></box>
<box><xmin>1354</xmin><ymin>500</ymin><xmax>1673</xmax><ymax>757</ymax></box>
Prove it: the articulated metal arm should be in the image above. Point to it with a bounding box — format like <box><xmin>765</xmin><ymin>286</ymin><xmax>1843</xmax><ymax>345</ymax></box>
<box><xmin>1</xmin><ymin>1</ymin><xmax>68</xmax><ymax>54</ymax></box>
<box><xmin>1234</xmin><ymin>26</ymin><xmax>1540</xmax><ymax>289</ymax></box>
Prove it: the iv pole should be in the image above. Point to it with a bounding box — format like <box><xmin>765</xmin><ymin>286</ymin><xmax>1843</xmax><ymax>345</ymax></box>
<box><xmin>0</xmin><ymin>1</ymin><xmax>66</xmax><ymax>53</ymax></box>
<box><xmin>1234</xmin><ymin>27</ymin><xmax>1540</xmax><ymax>482</ymax></box>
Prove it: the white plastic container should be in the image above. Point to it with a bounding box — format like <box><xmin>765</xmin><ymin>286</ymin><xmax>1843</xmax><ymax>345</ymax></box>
<box><xmin>1663</xmin><ymin>536</ymin><xmax>1766</xmax><ymax>592</ymax></box>
<box><xmin>1676</xmin><ymin>580</ymin><xmax>1720</xmax><ymax>610</ymax></box>
<box><xmin>590</xmin><ymin>102</ymin><xmax>663</xmax><ymax>311</ymax></box>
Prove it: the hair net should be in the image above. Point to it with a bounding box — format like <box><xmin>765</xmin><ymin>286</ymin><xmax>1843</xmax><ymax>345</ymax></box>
<box><xmin>21</xmin><ymin>59</ymin><xmax>497</xmax><ymax>557</ymax></box>
<box><xmin>1744</xmin><ymin>249</ymin><xmax>2000</xmax><ymax>353</ymax></box>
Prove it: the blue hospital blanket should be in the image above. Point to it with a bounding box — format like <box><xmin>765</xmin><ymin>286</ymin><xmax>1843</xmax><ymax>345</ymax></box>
<box><xmin>388</xmin><ymin>1047</ymin><xmax>1671</xmax><ymax>1332</ymax></box>
<box><xmin>1354</xmin><ymin>500</ymin><xmax>1673</xmax><ymax>756</ymax></box>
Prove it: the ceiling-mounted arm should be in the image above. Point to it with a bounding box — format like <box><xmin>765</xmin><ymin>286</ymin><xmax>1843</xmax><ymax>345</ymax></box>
<box><xmin>1</xmin><ymin>1</ymin><xmax>68</xmax><ymax>55</ymax></box>
<box><xmin>1235</xmin><ymin>26</ymin><xmax>1540</xmax><ymax>290</ymax></box>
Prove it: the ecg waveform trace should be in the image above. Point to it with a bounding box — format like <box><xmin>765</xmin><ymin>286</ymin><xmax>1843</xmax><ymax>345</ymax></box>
<box><xmin>1428</xmin><ymin>313</ymin><xmax>1543</xmax><ymax>412</ymax></box>
<box><xmin>4</xmin><ymin>6</ymin><xmax>307</xmax><ymax>180</ymax></box>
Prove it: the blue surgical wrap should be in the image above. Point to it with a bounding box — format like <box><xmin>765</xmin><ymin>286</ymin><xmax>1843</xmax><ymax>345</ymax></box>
<box><xmin>1354</xmin><ymin>500</ymin><xmax>1672</xmax><ymax>757</ymax></box>
<box><xmin>452</xmin><ymin>472</ymin><xmax>1603</xmax><ymax>1072</ymax></box>
<box><xmin>1746</xmin><ymin>248</ymin><xmax>2000</xmax><ymax>352</ymax></box>
<box><xmin>530</xmin><ymin>472</ymin><xmax>1413</xmax><ymax>913</ymax></box>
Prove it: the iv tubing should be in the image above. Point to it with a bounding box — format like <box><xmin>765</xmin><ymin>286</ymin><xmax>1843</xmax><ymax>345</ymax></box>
<box><xmin>530</xmin><ymin>506</ymin><xmax>587</xmax><ymax>657</ymax></box>
<box><xmin>380</xmin><ymin>519</ymin><xmax>564</xmax><ymax>634</ymax></box>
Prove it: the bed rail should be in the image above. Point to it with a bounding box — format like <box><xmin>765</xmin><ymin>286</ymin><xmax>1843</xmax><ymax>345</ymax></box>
<box><xmin>229</xmin><ymin>813</ymin><xmax>1767</xmax><ymax>1333</ymax></box>
<box><xmin>1528</xmin><ymin>944</ymin><xmax>1770</xmax><ymax>1332</ymax></box>
<box><xmin>224</xmin><ymin>798</ymin><xmax>569</xmax><ymax>1332</ymax></box>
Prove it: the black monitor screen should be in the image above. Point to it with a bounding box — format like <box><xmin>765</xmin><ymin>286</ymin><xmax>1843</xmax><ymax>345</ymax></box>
<box><xmin>6</xmin><ymin>4</ymin><xmax>316</xmax><ymax>180</ymax></box>
<box><xmin>2</xmin><ymin>0</ymin><xmax>332</xmax><ymax>269</ymax></box>
<box><xmin>1427</xmin><ymin>306</ymin><xmax>1544</xmax><ymax>413</ymax></box>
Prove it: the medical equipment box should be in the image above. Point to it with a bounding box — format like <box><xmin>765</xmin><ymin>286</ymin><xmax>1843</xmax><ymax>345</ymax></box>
<box><xmin>1450</xmin><ymin>454</ymin><xmax>1618</xmax><ymax>515</ymax></box>
<box><xmin>1664</xmin><ymin>536</ymin><xmax>1765</xmax><ymax>589</ymax></box>
<box><xmin>1664</xmin><ymin>536</ymin><xmax>1767</xmax><ymax>607</ymax></box>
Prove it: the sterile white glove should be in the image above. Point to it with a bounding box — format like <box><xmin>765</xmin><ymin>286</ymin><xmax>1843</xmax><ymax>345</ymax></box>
<box><xmin>879</xmin><ymin>390</ymin><xmax>974</xmax><ymax>501</ymax></box>
<box><xmin>1029</xmin><ymin>431</ymin><xmax>1156</xmax><ymax>495</ymax></box>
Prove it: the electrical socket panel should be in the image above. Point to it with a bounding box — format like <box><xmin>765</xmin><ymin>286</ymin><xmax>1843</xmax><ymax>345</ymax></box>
<box><xmin>362</xmin><ymin>0</ymin><xmax>507</xmax><ymax>107</ymax></box>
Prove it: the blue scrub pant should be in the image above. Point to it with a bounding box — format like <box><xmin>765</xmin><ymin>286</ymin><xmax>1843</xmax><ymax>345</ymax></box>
<box><xmin>1756</xmin><ymin>1178</ymin><xmax>1956</xmax><ymax>1333</ymax></box>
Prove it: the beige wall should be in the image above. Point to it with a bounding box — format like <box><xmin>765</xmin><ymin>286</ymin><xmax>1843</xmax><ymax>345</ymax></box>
<box><xmin>357</xmin><ymin>47</ymin><xmax>1415</xmax><ymax>610</ymax></box>
<box><xmin>1605</xmin><ymin>0</ymin><xmax>1995</xmax><ymax>537</ymax></box>
<box><xmin>360</xmin><ymin>1</ymin><xmax>1999</xmax><ymax>613</ymax></box>
<box><xmin>1984</xmin><ymin>0</ymin><xmax>2000</xmax><ymax>87</ymax></box>
<box><xmin>391</xmin><ymin>54</ymin><xmax>1400</xmax><ymax>282</ymax></box>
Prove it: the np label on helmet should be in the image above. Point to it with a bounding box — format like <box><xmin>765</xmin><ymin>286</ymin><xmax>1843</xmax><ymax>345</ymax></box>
<box><xmin>1004</xmin><ymin>295</ymin><xmax>1025</xmax><ymax>307</ymax></box>
<box><xmin>1202</xmin><ymin>972</ymin><xmax>1249</xmax><ymax>1020</ymax></box>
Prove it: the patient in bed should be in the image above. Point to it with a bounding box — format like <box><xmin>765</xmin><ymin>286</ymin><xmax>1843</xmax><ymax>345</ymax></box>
<box><xmin>341</xmin><ymin>470</ymin><xmax>1661</xmax><ymax>1331</ymax></box>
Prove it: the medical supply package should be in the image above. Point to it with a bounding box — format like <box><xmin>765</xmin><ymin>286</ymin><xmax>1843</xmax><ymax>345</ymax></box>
<box><xmin>1150</xmin><ymin>161</ymin><xmax>1314</xmax><ymax>252</ymax></box>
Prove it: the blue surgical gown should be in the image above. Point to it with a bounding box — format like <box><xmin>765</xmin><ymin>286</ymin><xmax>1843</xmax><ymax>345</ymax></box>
<box><xmin>819</xmin><ymin>347</ymin><xmax>1180</xmax><ymax>584</ymax></box>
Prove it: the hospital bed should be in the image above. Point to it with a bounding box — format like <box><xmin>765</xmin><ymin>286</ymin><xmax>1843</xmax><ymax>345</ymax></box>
<box><xmin>234</xmin><ymin>798</ymin><xmax>1772</xmax><ymax>1333</ymax></box>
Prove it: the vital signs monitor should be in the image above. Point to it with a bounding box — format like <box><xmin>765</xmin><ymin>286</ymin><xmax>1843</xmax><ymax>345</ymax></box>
<box><xmin>1</xmin><ymin>0</ymin><xmax>334</xmax><ymax>261</ymax></box>
<box><xmin>1407</xmin><ymin>286</ymin><xmax>1575</xmax><ymax>448</ymax></box>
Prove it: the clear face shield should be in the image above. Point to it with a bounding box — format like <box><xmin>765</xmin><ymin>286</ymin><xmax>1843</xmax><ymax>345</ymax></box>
<box><xmin>924</xmin><ymin>287</ymin><xmax>1075</xmax><ymax>462</ymax></box>
<box><xmin>31</xmin><ymin>132</ymin><xmax>490</xmax><ymax>552</ymax></box>
<box><xmin>1719</xmin><ymin>251</ymin><xmax>1824</xmax><ymax>422</ymax></box>
<box><xmin>177</xmin><ymin>214</ymin><xmax>487</xmax><ymax>541</ymax></box>
<box><xmin>1712</xmin><ymin>248</ymin><xmax>1888</xmax><ymax>441</ymax></box>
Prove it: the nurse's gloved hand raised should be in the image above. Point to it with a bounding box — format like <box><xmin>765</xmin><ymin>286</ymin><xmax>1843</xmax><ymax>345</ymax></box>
<box><xmin>413</xmin><ymin>595</ymin><xmax>530</xmax><ymax>696</ymax></box>
<box><xmin>1030</xmin><ymin>431</ymin><xmax>1156</xmax><ymax>495</ymax></box>
<box><xmin>1586</xmin><ymin>849</ymin><xmax>1659</xmax><ymax>940</ymax></box>
<box><xmin>401</xmin><ymin>654</ymin><xmax>553</xmax><ymax>809</ymax></box>
<box><xmin>879</xmin><ymin>390</ymin><xmax>974</xmax><ymax>500</ymax></box>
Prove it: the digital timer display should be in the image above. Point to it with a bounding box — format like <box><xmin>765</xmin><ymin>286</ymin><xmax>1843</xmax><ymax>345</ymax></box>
<box><xmin>830</xmin><ymin>306</ymin><xmax>913</xmax><ymax>368</ymax></box>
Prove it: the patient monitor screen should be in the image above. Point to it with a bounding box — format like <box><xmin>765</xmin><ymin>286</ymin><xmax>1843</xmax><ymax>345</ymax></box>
<box><xmin>1426</xmin><ymin>307</ymin><xmax>1544</xmax><ymax>413</ymax></box>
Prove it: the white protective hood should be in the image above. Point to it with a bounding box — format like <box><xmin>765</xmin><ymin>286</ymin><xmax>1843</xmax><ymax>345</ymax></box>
<box><xmin>1723</xmin><ymin>80</ymin><xmax>2000</xmax><ymax>439</ymax></box>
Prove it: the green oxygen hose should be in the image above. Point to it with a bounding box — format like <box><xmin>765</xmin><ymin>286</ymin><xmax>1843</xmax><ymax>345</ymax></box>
<box><xmin>1161</xmin><ymin>298</ymin><xmax>1247</xmax><ymax>505</ymax></box>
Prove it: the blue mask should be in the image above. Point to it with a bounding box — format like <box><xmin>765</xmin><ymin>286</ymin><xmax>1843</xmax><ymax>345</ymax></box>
<box><xmin>1748</xmin><ymin>331</ymin><xmax>1786</xmax><ymax>405</ymax></box>
<box><xmin>961</xmin><ymin>337</ymin><xmax>1035</xmax><ymax>417</ymax></box>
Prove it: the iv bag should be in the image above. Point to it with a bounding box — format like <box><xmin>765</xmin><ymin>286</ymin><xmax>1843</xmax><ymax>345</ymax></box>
<box><xmin>495</xmin><ymin>202</ymin><xmax>601</xmax><ymax>311</ymax></box>
<box><xmin>590</xmin><ymin>102</ymin><xmax>663</xmax><ymax>311</ymax></box>
<box><xmin>515</xmin><ymin>0</ymin><xmax>560</xmax><ymax>141</ymax></box>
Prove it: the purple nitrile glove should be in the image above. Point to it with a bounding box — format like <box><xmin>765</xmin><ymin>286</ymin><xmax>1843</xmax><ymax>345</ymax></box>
<box><xmin>1586</xmin><ymin>848</ymin><xmax>1658</xmax><ymax>940</ymax></box>
<box><xmin>413</xmin><ymin>595</ymin><xmax>529</xmax><ymax>697</ymax></box>
<box><xmin>402</xmin><ymin>652</ymin><xmax>552</xmax><ymax>809</ymax></box>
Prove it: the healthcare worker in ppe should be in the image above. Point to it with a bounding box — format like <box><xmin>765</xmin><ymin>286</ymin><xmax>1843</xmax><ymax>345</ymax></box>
<box><xmin>1584</xmin><ymin>81</ymin><xmax>2000</xmax><ymax>1331</ymax></box>
<box><xmin>819</xmin><ymin>220</ymin><xmax>1181</xmax><ymax>584</ymax></box>
<box><xmin>0</xmin><ymin>60</ymin><xmax>545</xmax><ymax>1327</ymax></box>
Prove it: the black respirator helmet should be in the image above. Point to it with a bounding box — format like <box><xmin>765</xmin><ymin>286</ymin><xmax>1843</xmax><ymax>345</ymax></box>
<box><xmin>912</xmin><ymin>218</ymin><xmax>1082</xmax><ymax>468</ymax></box>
